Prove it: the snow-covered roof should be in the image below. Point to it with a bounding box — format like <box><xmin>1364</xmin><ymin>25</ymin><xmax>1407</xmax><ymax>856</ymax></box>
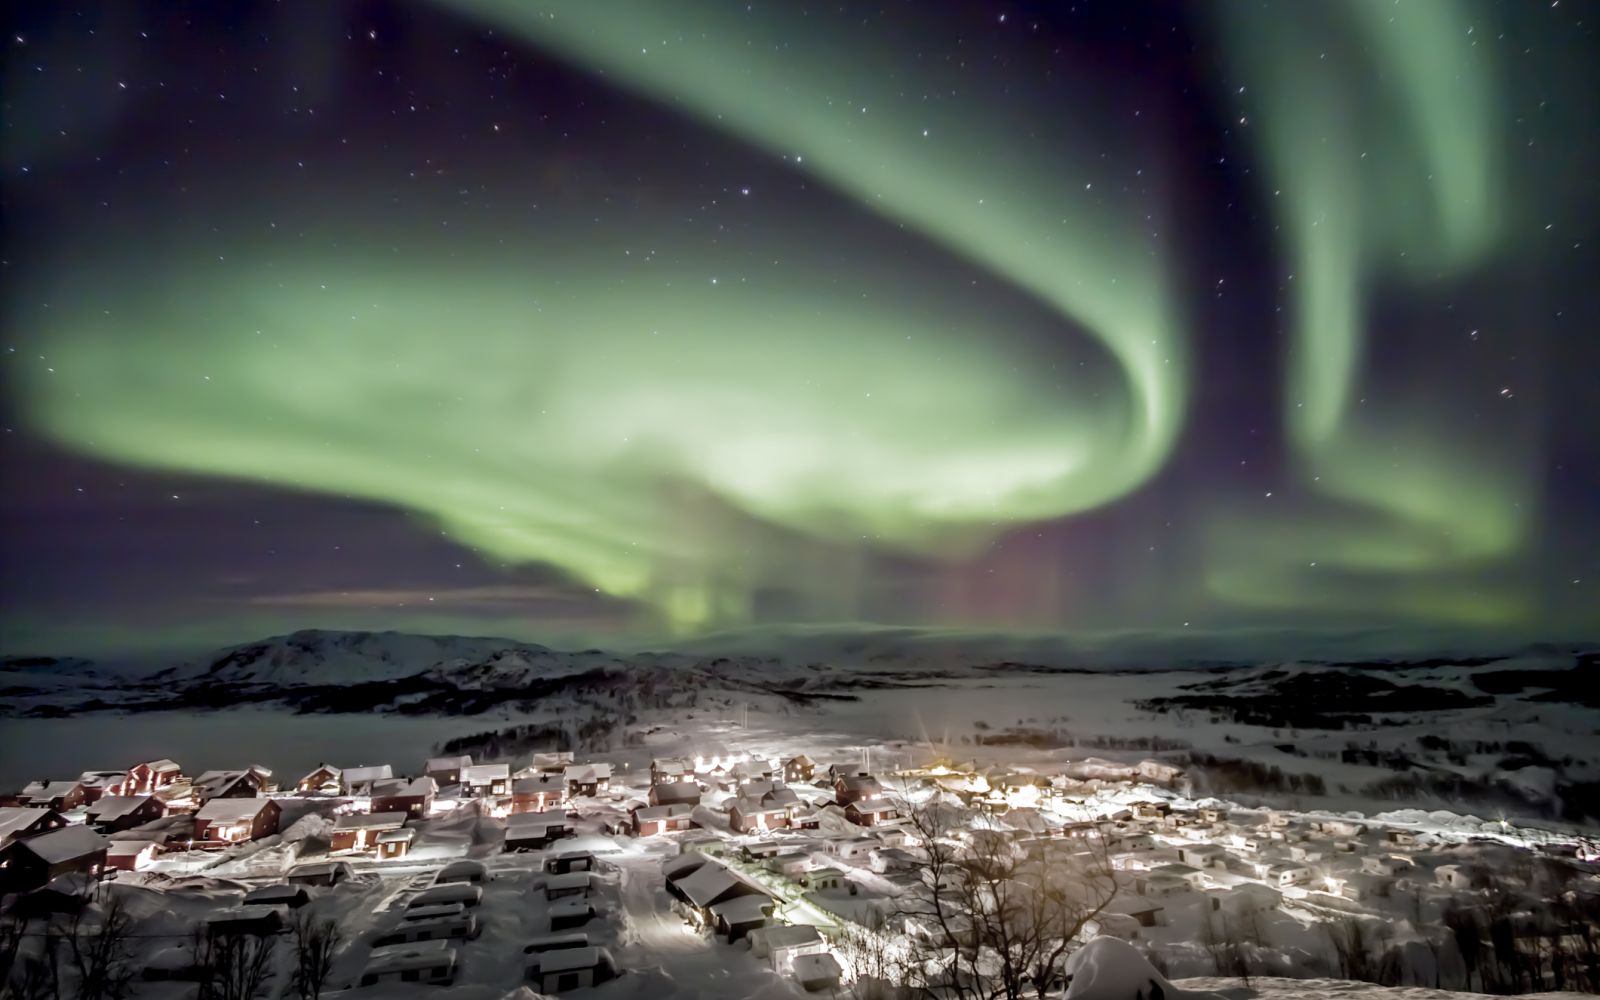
<box><xmin>402</xmin><ymin>903</ymin><xmax>466</xmax><ymax>922</ymax></box>
<box><xmin>752</xmin><ymin>923</ymin><xmax>822</xmax><ymax>949</ymax></box>
<box><xmin>195</xmin><ymin>798</ymin><xmax>273</xmax><ymax>823</ymax></box>
<box><xmin>22</xmin><ymin>780</ymin><xmax>83</xmax><ymax>800</ymax></box>
<box><xmin>0</xmin><ymin>806</ymin><xmax>59</xmax><ymax>843</ymax></box>
<box><xmin>372</xmin><ymin>776</ymin><xmax>435</xmax><ymax>798</ymax></box>
<box><xmin>791</xmin><ymin>952</ymin><xmax>842</xmax><ymax>983</ymax></box>
<box><xmin>528</xmin><ymin>945</ymin><xmax>610</xmax><ymax>974</ymax></box>
<box><xmin>462</xmin><ymin>763</ymin><xmax>510</xmax><ymax>783</ymax></box>
<box><xmin>78</xmin><ymin>771</ymin><xmax>128</xmax><ymax>789</ymax></box>
<box><xmin>709</xmin><ymin>894</ymin><xmax>772</xmax><ymax>925</ymax></box>
<box><xmin>11</xmin><ymin>825</ymin><xmax>110</xmax><ymax>864</ymax></box>
<box><xmin>425</xmin><ymin>755</ymin><xmax>472</xmax><ymax>771</ymax></box>
<box><xmin>137</xmin><ymin>759</ymin><xmax>181</xmax><ymax>773</ymax></box>
<box><xmin>106</xmin><ymin>839</ymin><xmax>159</xmax><ymax>857</ymax></box>
<box><xmin>376</xmin><ymin>828</ymin><xmax>415</xmax><ymax>843</ymax></box>
<box><xmin>343</xmin><ymin>765</ymin><xmax>393</xmax><ymax>784</ymax></box>
<box><xmin>507</xmin><ymin>809</ymin><xmax>567</xmax><ymax>834</ymax></box>
<box><xmin>301</xmin><ymin>763</ymin><xmax>341</xmax><ymax>779</ymax></box>
<box><xmin>635</xmin><ymin>803</ymin><xmax>694</xmax><ymax>822</ymax></box>
<box><xmin>364</xmin><ymin>939</ymin><xmax>456</xmax><ymax>975</ymax></box>
<box><xmin>86</xmin><ymin>796</ymin><xmax>156</xmax><ymax>821</ymax></box>
<box><xmin>333</xmin><ymin>811</ymin><xmax>407</xmax><ymax>831</ymax></box>
<box><xmin>524</xmin><ymin>932</ymin><xmax>589</xmax><ymax>953</ymax></box>
<box><xmin>675</xmin><ymin>861</ymin><xmax>766</xmax><ymax>908</ymax></box>
<box><xmin>513</xmin><ymin>775</ymin><xmax>564</xmax><ymax>794</ymax></box>
<box><xmin>563</xmin><ymin>763</ymin><xmax>612</xmax><ymax>784</ymax></box>
<box><xmin>546</xmin><ymin>872</ymin><xmax>592</xmax><ymax>892</ymax></box>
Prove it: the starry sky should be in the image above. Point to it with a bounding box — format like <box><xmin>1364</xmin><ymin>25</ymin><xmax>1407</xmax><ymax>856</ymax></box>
<box><xmin>2</xmin><ymin>1</ymin><xmax>1596</xmax><ymax>657</ymax></box>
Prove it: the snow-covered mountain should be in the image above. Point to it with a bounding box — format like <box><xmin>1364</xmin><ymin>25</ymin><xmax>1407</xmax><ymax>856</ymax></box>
<box><xmin>162</xmin><ymin>628</ymin><xmax>557</xmax><ymax>686</ymax></box>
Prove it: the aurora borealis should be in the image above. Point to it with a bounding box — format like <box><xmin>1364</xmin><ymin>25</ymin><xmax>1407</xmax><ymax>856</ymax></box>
<box><xmin>1</xmin><ymin>1</ymin><xmax>1595</xmax><ymax>655</ymax></box>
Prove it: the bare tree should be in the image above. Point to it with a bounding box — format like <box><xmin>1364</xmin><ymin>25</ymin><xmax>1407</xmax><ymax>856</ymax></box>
<box><xmin>193</xmin><ymin>930</ymin><xmax>276</xmax><ymax>1000</ymax></box>
<box><xmin>896</xmin><ymin>796</ymin><xmax>1119</xmax><ymax>1000</ymax></box>
<box><xmin>289</xmin><ymin>912</ymin><xmax>342</xmax><ymax>1000</ymax></box>
<box><xmin>1443</xmin><ymin>902</ymin><xmax>1484</xmax><ymax>993</ymax></box>
<box><xmin>57</xmin><ymin>894</ymin><xmax>136</xmax><ymax>1000</ymax></box>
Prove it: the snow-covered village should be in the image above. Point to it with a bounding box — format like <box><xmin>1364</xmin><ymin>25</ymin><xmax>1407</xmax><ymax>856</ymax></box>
<box><xmin>5</xmin><ymin>708</ymin><xmax>1600</xmax><ymax>999</ymax></box>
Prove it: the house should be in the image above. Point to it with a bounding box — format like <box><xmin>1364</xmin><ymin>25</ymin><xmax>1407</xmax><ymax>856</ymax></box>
<box><xmin>1289</xmin><ymin>844</ymin><xmax>1325</xmax><ymax>864</ymax></box>
<box><xmin>845</xmin><ymin>800</ymin><xmax>899</xmax><ymax>827</ymax></box>
<box><xmin>802</xmin><ymin>868</ymin><xmax>853</xmax><ymax>894</ymax></box>
<box><xmin>1177</xmin><ymin>844</ymin><xmax>1229</xmax><ymax>869</ymax></box>
<box><xmin>1267</xmin><ymin>863</ymin><xmax>1312</xmax><ymax>888</ymax></box>
<box><xmin>505</xmin><ymin>809</ymin><xmax>570</xmax><ymax>852</ymax></box>
<box><xmin>563</xmin><ymin>764</ymin><xmax>612</xmax><ymax>797</ymax></box>
<box><xmin>77</xmin><ymin>771</ymin><xmax>130</xmax><ymax>803</ymax></box>
<box><xmin>872</xmin><ymin>824</ymin><xmax>914</xmax><ymax>849</ymax></box>
<box><xmin>512</xmin><ymin>775</ymin><xmax>566</xmax><ymax>814</ymax></box>
<box><xmin>709</xmin><ymin>893</ymin><xmax>773</xmax><ymax>941</ymax></box>
<box><xmin>1130</xmin><ymin>801</ymin><xmax>1170</xmax><ymax>821</ymax></box>
<box><xmin>632</xmin><ymin>803</ymin><xmax>695</xmax><ymax>837</ymax></box>
<box><xmin>331</xmin><ymin>812</ymin><xmax>408</xmax><ymax>852</ymax></box>
<box><xmin>297</xmin><ymin>764</ymin><xmax>344</xmax><ymax>795</ymax></box>
<box><xmin>729</xmin><ymin>797</ymin><xmax>790</xmax><ymax>834</ymax></box>
<box><xmin>545</xmin><ymin>851</ymin><xmax>596</xmax><ymax>876</ymax></box>
<box><xmin>206</xmin><ymin>906</ymin><xmax>284</xmax><ymax>937</ymax></box>
<box><xmin>425</xmin><ymin>755</ymin><xmax>472</xmax><ymax>787</ymax></box>
<box><xmin>1200</xmin><ymin>807</ymin><xmax>1228</xmax><ymax>824</ymax></box>
<box><xmin>834</xmin><ymin>774</ymin><xmax>883</xmax><ymax>806</ymax></box>
<box><xmin>1134</xmin><ymin>874</ymin><xmax>1190</xmax><ymax>899</ymax></box>
<box><xmin>524</xmin><ymin>945</ymin><xmax>618</xmax><ymax>994</ymax></box>
<box><xmin>668</xmin><ymin>858</ymin><xmax>770</xmax><ymax>928</ymax></box>
<box><xmin>1386</xmin><ymin>829</ymin><xmax>1417</xmax><ymax>847</ymax></box>
<box><xmin>462</xmin><ymin>763</ymin><xmax>511</xmax><ymax>798</ymax></box>
<box><xmin>1328</xmin><ymin>872</ymin><xmax>1391</xmax><ymax>902</ymax></box>
<box><xmin>544</xmin><ymin>871</ymin><xmax>594</xmax><ymax>901</ymax></box>
<box><xmin>0</xmin><ymin>826</ymin><xmax>110</xmax><ymax>893</ymax></box>
<box><xmin>767</xmin><ymin>852</ymin><xmax>811</xmax><ymax>878</ymax></box>
<box><xmin>783</xmin><ymin>755</ymin><xmax>817</xmax><ymax>784</ymax></box>
<box><xmin>342</xmin><ymin>765</ymin><xmax>394</xmax><ymax>796</ymax></box>
<box><xmin>193</xmin><ymin>798</ymin><xmax>281</xmax><ymax>844</ymax></box>
<box><xmin>1106</xmin><ymin>895</ymin><xmax>1166</xmax><ymax>928</ymax></box>
<box><xmin>869</xmin><ymin>848</ymin><xmax>920</xmax><ymax>874</ymax></box>
<box><xmin>826</xmin><ymin>763</ymin><xmax>869</xmax><ymax>785</ymax></box>
<box><xmin>0</xmin><ymin>807</ymin><xmax>67</xmax><ymax>847</ymax></box>
<box><xmin>17</xmin><ymin>780</ymin><xmax>87</xmax><ymax>812</ymax></box>
<box><xmin>792</xmin><ymin>952</ymin><xmax>844</xmax><ymax>992</ymax></box>
<box><xmin>84</xmin><ymin>795</ymin><xmax>165</xmax><ymax>833</ymax></box>
<box><xmin>1208</xmin><ymin>882</ymin><xmax>1281</xmax><ymax>917</ymax></box>
<box><xmin>751</xmin><ymin>923</ymin><xmax>827</xmax><ymax>975</ymax></box>
<box><xmin>648</xmin><ymin>781</ymin><xmax>701</xmax><ymax>808</ymax></box>
<box><xmin>126</xmin><ymin>759</ymin><xmax>182</xmax><ymax>795</ymax></box>
<box><xmin>1435</xmin><ymin>864</ymin><xmax>1475</xmax><ymax>890</ymax></box>
<box><xmin>358</xmin><ymin>940</ymin><xmax>457</xmax><ymax>988</ymax></box>
<box><xmin>191</xmin><ymin>768</ymin><xmax>267</xmax><ymax>803</ymax></box>
<box><xmin>287</xmin><ymin>861</ymin><xmax>353</xmax><ymax>887</ymax></box>
<box><xmin>105</xmin><ymin>839</ymin><xmax>163</xmax><ymax>873</ymax></box>
<box><xmin>372</xmin><ymin>776</ymin><xmax>436</xmax><ymax>819</ymax></box>
<box><xmin>376</xmin><ymin>828</ymin><xmax>416</xmax><ymax>860</ymax></box>
<box><xmin>651</xmin><ymin>758</ymin><xmax>692</xmax><ymax>784</ymax></box>
<box><xmin>1148</xmin><ymin>862</ymin><xmax>1206</xmax><ymax>890</ymax></box>
<box><xmin>829</xmin><ymin>836</ymin><xmax>878</xmax><ymax>860</ymax></box>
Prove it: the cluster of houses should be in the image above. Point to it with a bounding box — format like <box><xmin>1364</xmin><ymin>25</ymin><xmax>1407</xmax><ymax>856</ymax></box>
<box><xmin>6</xmin><ymin>744</ymin><xmax>1596</xmax><ymax>994</ymax></box>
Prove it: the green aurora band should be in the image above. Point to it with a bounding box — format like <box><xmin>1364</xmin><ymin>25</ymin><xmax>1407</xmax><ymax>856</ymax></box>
<box><xmin>1207</xmin><ymin>0</ymin><xmax>1534</xmax><ymax>623</ymax></box>
<box><xmin>8</xmin><ymin>0</ymin><xmax>1563</xmax><ymax>635</ymax></box>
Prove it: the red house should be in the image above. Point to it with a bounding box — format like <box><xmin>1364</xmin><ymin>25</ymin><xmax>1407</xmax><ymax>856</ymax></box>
<box><xmin>511</xmin><ymin>775</ymin><xmax>565</xmax><ymax>814</ymax></box>
<box><xmin>17</xmin><ymin>781</ymin><xmax>88</xmax><ymax>813</ymax></box>
<box><xmin>193</xmin><ymin>798</ymin><xmax>280</xmax><ymax>844</ymax></box>
<box><xmin>371</xmin><ymin>777</ymin><xmax>436</xmax><ymax>819</ymax></box>
<box><xmin>844</xmin><ymin>800</ymin><xmax>899</xmax><ymax>827</ymax></box>
<box><xmin>632</xmin><ymin>803</ymin><xmax>695</xmax><ymax>836</ymax></box>
<box><xmin>0</xmin><ymin>807</ymin><xmax>67</xmax><ymax>847</ymax></box>
<box><xmin>84</xmin><ymin>795</ymin><xmax>166</xmax><ymax>833</ymax></box>
<box><xmin>127</xmin><ymin>759</ymin><xmax>182</xmax><ymax>795</ymax></box>
<box><xmin>834</xmin><ymin>774</ymin><xmax>882</xmax><ymax>806</ymax></box>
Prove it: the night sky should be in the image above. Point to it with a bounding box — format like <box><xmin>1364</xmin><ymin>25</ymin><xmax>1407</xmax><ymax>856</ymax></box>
<box><xmin>2</xmin><ymin>1</ymin><xmax>1596</xmax><ymax>657</ymax></box>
